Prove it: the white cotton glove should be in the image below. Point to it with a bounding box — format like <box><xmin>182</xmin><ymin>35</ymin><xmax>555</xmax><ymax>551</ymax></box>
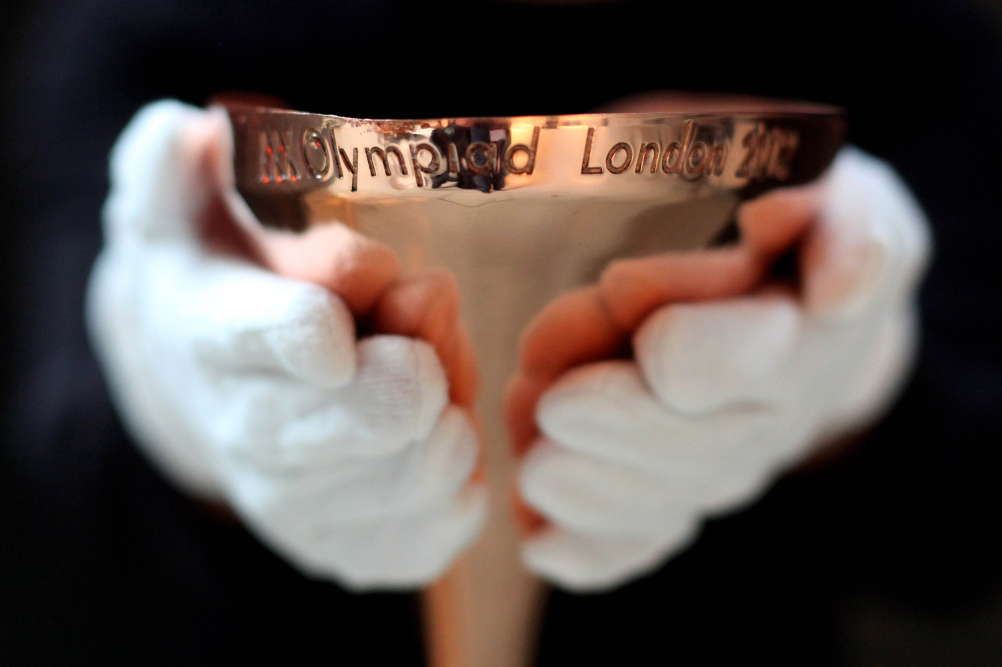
<box><xmin>519</xmin><ymin>148</ymin><xmax>931</xmax><ymax>591</ymax></box>
<box><xmin>86</xmin><ymin>100</ymin><xmax>485</xmax><ymax>589</ymax></box>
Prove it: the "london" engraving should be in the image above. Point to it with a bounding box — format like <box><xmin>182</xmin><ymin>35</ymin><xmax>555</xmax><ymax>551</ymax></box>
<box><xmin>579</xmin><ymin>122</ymin><xmax>727</xmax><ymax>178</ymax></box>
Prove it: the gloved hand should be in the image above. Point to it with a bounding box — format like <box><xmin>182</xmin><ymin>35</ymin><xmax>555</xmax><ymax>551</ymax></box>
<box><xmin>87</xmin><ymin>100</ymin><xmax>485</xmax><ymax>589</ymax></box>
<box><xmin>512</xmin><ymin>148</ymin><xmax>931</xmax><ymax>591</ymax></box>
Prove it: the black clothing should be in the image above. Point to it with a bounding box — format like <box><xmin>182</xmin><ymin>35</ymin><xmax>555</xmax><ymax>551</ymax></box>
<box><xmin>2</xmin><ymin>1</ymin><xmax>1001</xmax><ymax>664</ymax></box>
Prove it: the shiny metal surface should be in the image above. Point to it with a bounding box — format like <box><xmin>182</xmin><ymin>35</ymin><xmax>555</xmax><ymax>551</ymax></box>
<box><xmin>224</xmin><ymin>101</ymin><xmax>845</xmax><ymax>667</ymax></box>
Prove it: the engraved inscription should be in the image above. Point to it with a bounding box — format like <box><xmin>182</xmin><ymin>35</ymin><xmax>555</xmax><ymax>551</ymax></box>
<box><xmin>466</xmin><ymin>142</ymin><xmax>498</xmax><ymax>175</ymax></box>
<box><xmin>635</xmin><ymin>143</ymin><xmax>660</xmax><ymax>174</ymax></box>
<box><xmin>505</xmin><ymin>127</ymin><xmax>539</xmax><ymax>175</ymax></box>
<box><xmin>579</xmin><ymin>122</ymin><xmax>730</xmax><ymax>179</ymax></box>
<box><xmin>251</xmin><ymin>118</ymin><xmax>802</xmax><ymax>192</ymax></box>
<box><xmin>580</xmin><ymin>127</ymin><xmax>603</xmax><ymax>175</ymax></box>
<box><xmin>605</xmin><ymin>142</ymin><xmax>633</xmax><ymax>174</ymax></box>
<box><xmin>365</xmin><ymin>146</ymin><xmax>409</xmax><ymax>177</ymax></box>
<box><xmin>340</xmin><ymin>147</ymin><xmax>359</xmax><ymax>192</ymax></box>
<box><xmin>259</xmin><ymin>125</ymin><xmax>540</xmax><ymax>190</ymax></box>
<box><xmin>258</xmin><ymin>129</ymin><xmax>302</xmax><ymax>183</ymax></box>
<box><xmin>301</xmin><ymin>129</ymin><xmax>330</xmax><ymax>180</ymax></box>
<box><xmin>735</xmin><ymin>126</ymin><xmax>799</xmax><ymax>181</ymax></box>
<box><xmin>409</xmin><ymin>143</ymin><xmax>443</xmax><ymax>187</ymax></box>
<box><xmin>707</xmin><ymin>142</ymin><xmax>728</xmax><ymax>176</ymax></box>
<box><xmin>326</xmin><ymin>125</ymin><xmax>343</xmax><ymax>178</ymax></box>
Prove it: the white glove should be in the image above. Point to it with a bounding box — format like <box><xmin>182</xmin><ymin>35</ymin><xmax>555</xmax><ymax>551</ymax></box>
<box><xmin>87</xmin><ymin>100</ymin><xmax>485</xmax><ymax>589</ymax></box>
<box><xmin>518</xmin><ymin>148</ymin><xmax>931</xmax><ymax>591</ymax></box>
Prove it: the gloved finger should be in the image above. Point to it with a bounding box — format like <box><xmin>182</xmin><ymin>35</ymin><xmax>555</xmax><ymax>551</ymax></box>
<box><xmin>268</xmin><ymin>483</ymin><xmax>488</xmax><ymax>590</ymax></box>
<box><xmin>598</xmin><ymin>246</ymin><xmax>766</xmax><ymax>331</ymax></box>
<box><xmin>824</xmin><ymin>305</ymin><xmax>918</xmax><ymax>436</ymax></box>
<box><xmin>220</xmin><ymin>405</ymin><xmax>479</xmax><ymax>528</ymax></box>
<box><xmin>373</xmin><ymin>271</ymin><xmax>479</xmax><ymax>409</ymax></box>
<box><xmin>183</xmin><ymin>252</ymin><xmax>357</xmax><ymax>387</ymax></box>
<box><xmin>105</xmin><ymin>100</ymin><xmax>222</xmax><ymax>242</ymax></box>
<box><xmin>279</xmin><ymin>335</ymin><xmax>448</xmax><ymax>457</ymax></box>
<box><xmin>520</xmin><ymin>439</ymin><xmax>691</xmax><ymax>537</ymax></box>
<box><xmin>242</xmin><ymin>221</ymin><xmax>402</xmax><ymax>317</ymax></box>
<box><xmin>803</xmin><ymin>148</ymin><xmax>931</xmax><ymax>319</ymax></box>
<box><xmin>844</xmin><ymin>149</ymin><xmax>931</xmax><ymax>304</ymax></box>
<box><xmin>508</xmin><ymin>250</ymin><xmax>768</xmax><ymax>457</ymax></box>
<box><xmin>536</xmin><ymin>361</ymin><xmax>781</xmax><ymax>479</ymax></box>
<box><xmin>506</xmin><ymin>286</ymin><xmax>626</xmax><ymax>455</ymax></box>
<box><xmin>736</xmin><ymin>179</ymin><xmax>825</xmax><ymax>259</ymax></box>
<box><xmin>634</xmin><ymin>290</ymin><xmax>801</xmax><ymax>413</ymax></box>
<box><xmin>521</xmin><ymin>523</ymin><xmax>696</xmax><ymax>592</ymax></box>
<box><xmin>331</xmin><ymin>405</ymin><xmax>479</xmax><ymax>520</ymax></box>
<box><xmin>209</xmin><ymin>335</ymin><xmax>449</xmax><ymax>464</ymax></box>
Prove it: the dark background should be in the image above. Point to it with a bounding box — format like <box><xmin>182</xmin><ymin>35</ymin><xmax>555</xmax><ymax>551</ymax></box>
<box><xmin>2</xmin><ymin>1</ymin><xmax>1001</xmax><ymax>664</ymax></box>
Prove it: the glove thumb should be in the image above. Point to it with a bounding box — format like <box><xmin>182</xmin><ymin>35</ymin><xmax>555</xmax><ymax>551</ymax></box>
<box><xmin>104</xmin><ymin>100</ymin><xmax>227</xmax><ymax>243</ymax></box>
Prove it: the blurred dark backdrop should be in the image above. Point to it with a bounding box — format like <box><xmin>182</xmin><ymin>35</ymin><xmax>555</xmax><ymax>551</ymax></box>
<box><xmin>1</xmin><ymin>1</ymin><xmax>1001</xmax><ymax>664</ymax></box>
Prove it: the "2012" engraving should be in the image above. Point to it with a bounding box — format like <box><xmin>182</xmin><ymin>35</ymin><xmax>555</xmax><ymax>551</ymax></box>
<box><xmin>734</xmin><ymin>126</ymin><xmax>800</xmax><ymax>181</ymax></box>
